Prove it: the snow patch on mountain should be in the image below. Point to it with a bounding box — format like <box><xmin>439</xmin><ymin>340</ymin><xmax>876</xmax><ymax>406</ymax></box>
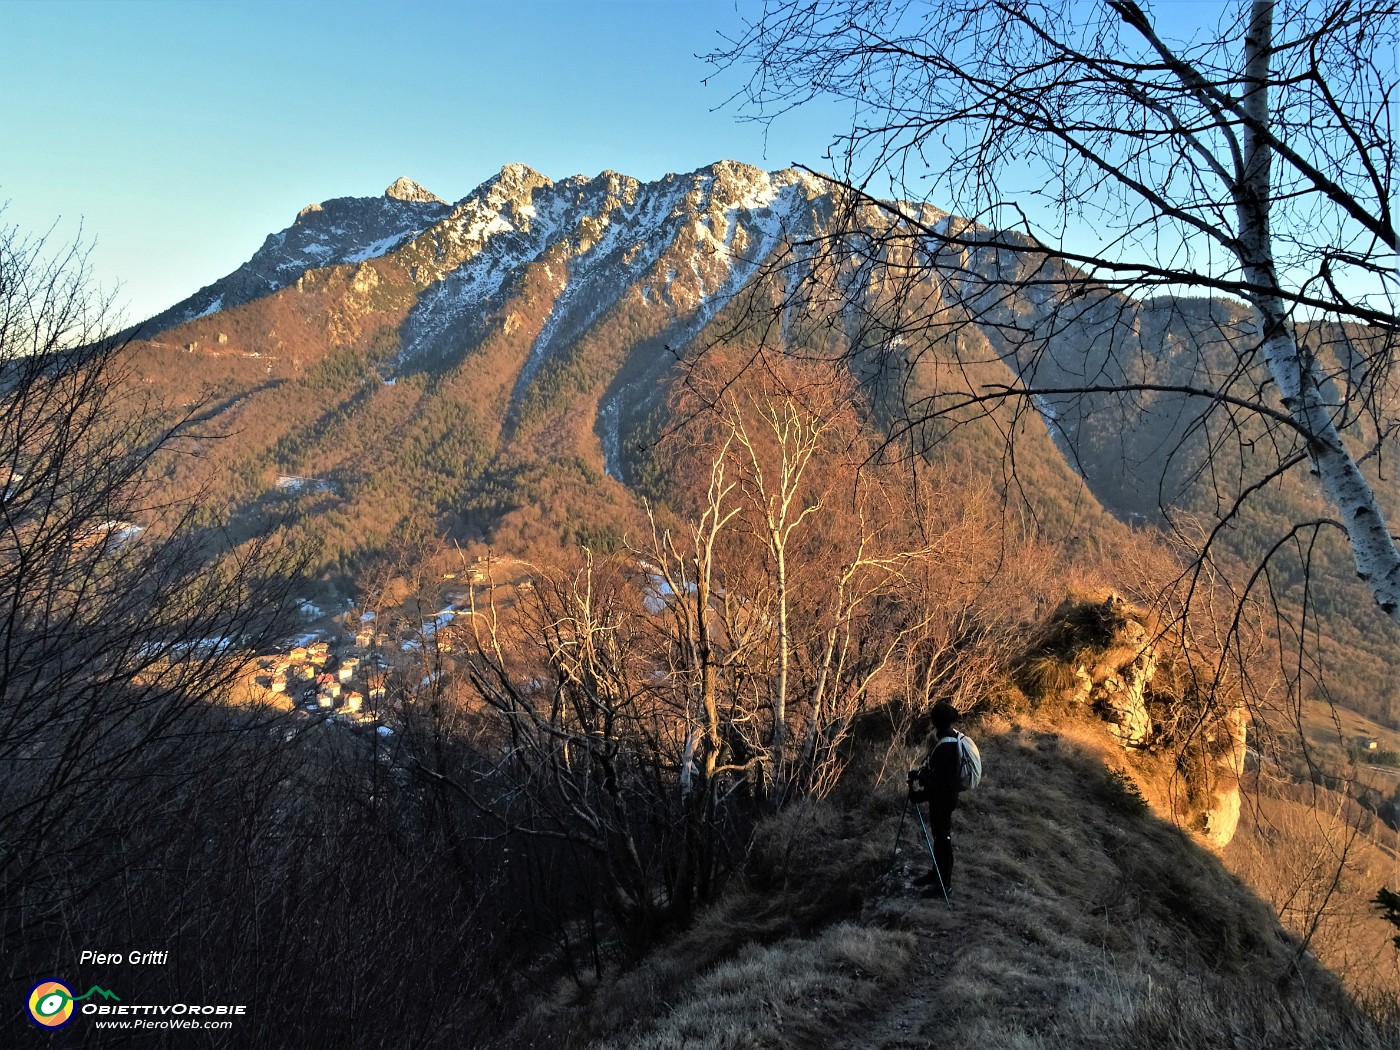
<box><xmin>397</xmin><ymin>190</ymin><xmax>565</xmax><ymax>361</ymax></box>
<box><xmin>687</xmin><ymin>175</ymin><xmax>804</xmax><ymax>323</ymax></box>
<box><xmin>597</xmin><ymin>169</ymin><xmax>817</xmax><ymax>482</ymax></box>
<box><xmin>344</xmin><ymin>232</ymin><xmax>413</xmax><ymax>264</ymax></box>
<box><xmin>136</xmin><ymin>192</ymin><xmax>452</xmax><ymax>338</ymax></box>
<box><xmin>509</xmin><ymin>176</ymin><xmax>691</xmax><ymax>407</ymax></box>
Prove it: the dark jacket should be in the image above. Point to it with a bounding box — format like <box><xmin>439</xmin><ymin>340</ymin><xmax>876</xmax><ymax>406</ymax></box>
<box><xmin>912</xmin><ymin>733</ymin><xmax>962</xmax><ymax>803</ymax></box>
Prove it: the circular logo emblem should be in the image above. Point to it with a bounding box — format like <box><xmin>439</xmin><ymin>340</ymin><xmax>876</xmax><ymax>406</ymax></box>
<box><xmin>28</xmin><ymin>979</ymin><xmax>75</xmax><ymax>1028</ymax></box>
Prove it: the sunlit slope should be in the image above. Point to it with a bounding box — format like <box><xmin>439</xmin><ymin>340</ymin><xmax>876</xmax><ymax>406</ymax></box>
<box><xmin>125</xmin><ymin>161</ymin><xmax>1116</xmax><ymax>573</ymax></box>
<box><xmin>1034</xmin><ymin>302</ymin><xmax>1400</xmax><ymax>725</ymax></box>
<box><xmin>504</xmin><ymin>716</ymin><xmax>1397</xmax><ymax>1050</ymax></box>
<box><xmin>930</xmin><ymin>241</ymin><xmax>1400</xmax><ymax>726</ymax></box>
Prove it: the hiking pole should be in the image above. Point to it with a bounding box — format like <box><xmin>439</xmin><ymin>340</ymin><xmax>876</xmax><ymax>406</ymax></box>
<box><xmin>887</xmin><ymin>795</ymin><xmax>910</xmax><ymax>875</ymax></box>
<box><xmin>913</xmin><ymin>803</ymin><xmax>951</xmax><ymax>907</ymax></box>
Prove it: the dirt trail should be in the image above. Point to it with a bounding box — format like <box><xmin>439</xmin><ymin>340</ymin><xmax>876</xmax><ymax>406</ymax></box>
<box><xmin>809</xmin><ymin>863</ymin><xmax>964</xmax><ymax>1050</ymax></box>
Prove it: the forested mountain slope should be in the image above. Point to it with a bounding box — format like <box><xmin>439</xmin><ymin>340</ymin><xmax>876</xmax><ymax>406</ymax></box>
<box><xmin>125</xmin><ymin>161</ymin><xmax>1399</xmax><ymax>729</ymax></box>
<box><xmin>126</xmin><ymin>162</ymin><xmax>1113</xmax><ymax>574</ymax></box>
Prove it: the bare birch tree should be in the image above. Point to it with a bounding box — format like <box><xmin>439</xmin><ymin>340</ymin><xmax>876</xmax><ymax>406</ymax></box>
<box><xmin>708</xmin><ymin>0</ymin><xmax>1400</xmax><ymax>621</ymax></box>
<box><xmin>653</xmin><ymin>349</ymin><xmax>1025</xmax><ymax>798</ymax></box>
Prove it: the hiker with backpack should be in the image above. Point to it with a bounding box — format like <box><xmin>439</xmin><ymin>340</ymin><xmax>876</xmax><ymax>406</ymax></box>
<box><xmin>907</xmin><ymin>702</ymin><xmax>980</xmax><ymax>899</ymax></box>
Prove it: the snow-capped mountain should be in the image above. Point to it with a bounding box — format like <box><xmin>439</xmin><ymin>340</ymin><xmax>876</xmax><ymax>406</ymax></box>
<box><xmin>137</xmin><ymin>178</ymin><xmax>452</xmax><ymax>335</ymax></box>
<box><xmin>119</xmin><ymin>159</ymin><xmax>1400</xmax><ymax>734</ymax></box>
<box><xmin>134</xmin><ymin>160</ymin><xmax>858</xmax><ymax>477</ymax></box>
<box><xmin>131</xmin><ymin>159</ymin><xmax>1301</xmax><ymax>509</ymax></box>
<box><xmin>143</xmin><ymin>161</ymin><xmax>830</xmax><ymax>370</ymax></box>
<box><xmin>129</xmin><ymin>158</ymin><xmax>1269</xmax><ymax>507</ymax></box>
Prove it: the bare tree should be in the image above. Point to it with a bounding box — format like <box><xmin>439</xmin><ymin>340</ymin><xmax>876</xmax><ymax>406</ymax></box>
<box><xmin>708</xmin><ymin>0</ymin><xmax>1399</xmax><ymax>624</ymax></box>
<box><xmin>0</xmin><ymin>218</ymin><xmax>301</xmax><ymax>982</ymax></box>
<box><xmin>426</xmin><ymin>351</ymin><xmax>1030</xmax><ymax>947</ymax></box>
<box><xmin>647</xmin><ymin>349</ymin><xmax>1025</xmax><ymax>799</ymax></box>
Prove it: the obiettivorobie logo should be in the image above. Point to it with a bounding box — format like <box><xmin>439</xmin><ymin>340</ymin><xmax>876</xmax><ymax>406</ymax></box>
<box><xmin>27</xmin><ymin>980</ymin><xmax>120</xmax><ymax>1029</ymax></box>
<box><xmin>25</xmin><ymin>977</ymin><xmax>246</xmax><ymax>1032</ymax></box>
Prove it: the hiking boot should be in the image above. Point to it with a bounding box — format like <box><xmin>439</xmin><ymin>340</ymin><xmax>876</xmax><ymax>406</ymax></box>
<box><xmin>921</xmin><ymin>883</ymin><xmax>952</xmax><ymax>900</ymax></box>
<box><xmin>912</xmin><ymin>868</ymin><xmax>939</xmax><ymax>887</ymax></box>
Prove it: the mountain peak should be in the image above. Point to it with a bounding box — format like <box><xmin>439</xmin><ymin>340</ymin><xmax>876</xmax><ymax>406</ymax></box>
<box><xmin>484</xmin><ymin>163</ymin><xmax>552</xmax><ymax>200</ymax></box>
<box><xmin>498</xmin><ymin>162</ymin><xmax>546</xmax><ymax>183</ymax></box>
<box><xmin>384</xmin><ymin>177</ymin><xmax>444</xmax><ymax>204</ymax></box>
<box><xmin>473</xmin><ymin>163</ymin><xmax>553</xmax><ymax>210</ymax></box>
<box><xmin>706</xmin><ymin>158</ymin><xmax>769</xmax><ymax>181</ymax></box>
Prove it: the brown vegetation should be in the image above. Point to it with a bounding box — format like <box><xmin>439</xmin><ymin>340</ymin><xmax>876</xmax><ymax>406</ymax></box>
<box><xmin>503</xmin><ymin>713</ymin><xmax>1398</xmax><ymax>1050</ymax></box>
<box><xmin>9</xmin><ymin>186</ymin><xmax>1400</xmax><ymax>1049</ymax></box>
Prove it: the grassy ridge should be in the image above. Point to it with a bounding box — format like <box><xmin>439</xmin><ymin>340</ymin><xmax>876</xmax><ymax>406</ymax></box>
<box><xmin>504</xmin><ymin>713</ymin><xmax>1399</xmax><ymax>1050</ymax></box>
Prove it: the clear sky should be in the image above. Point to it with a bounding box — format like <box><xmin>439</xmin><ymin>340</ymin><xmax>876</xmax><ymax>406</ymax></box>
<box><xmin>1</xmin><ymin>0</ymin><xmax>848</xmax><ymax>323</ymax></box>
<box><xmin>3</xmin><ymin>1</ymin><xmax>1384</xmax><ymax>326</ymax></box>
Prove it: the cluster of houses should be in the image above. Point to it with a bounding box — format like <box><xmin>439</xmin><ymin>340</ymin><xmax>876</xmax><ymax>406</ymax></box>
<box><xmin>352</xmin><ymin>622</ymin><xmax>395</xmax><ymax>651</ymax></box>
<box><xmin>256</xmin><ymin>639</ymin><xmax>387</xmax><ymax>721</ymax></box>
<box><xmin>250</xmin><ymin>555</ymin><xmax>533</xmax><ymax>726</ymax></box>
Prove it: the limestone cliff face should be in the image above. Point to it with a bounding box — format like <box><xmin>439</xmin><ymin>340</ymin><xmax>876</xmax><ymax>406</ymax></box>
<box><xmin>1200</xmin><ymin>704</ymin><xmax>1249</xmax><ymax>849</ymax></box>
<box><xmin>1071</xmin><ymin>605</ymin><xmax>1157</xmax><ymax>748</ymax></box>
<box><xmin>1028</xmin><ymin>594</ymin><xmax>1248</xmax><ymax>848</ymax></box>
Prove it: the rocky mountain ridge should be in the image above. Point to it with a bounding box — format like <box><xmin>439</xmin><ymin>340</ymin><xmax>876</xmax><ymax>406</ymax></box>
<box><xmin>143</xmin><ymin>161</ymin><xmax>833</xmax><ymax>387</ymax></box>
<box><xmin>127</xmin><ymin>159</ymin><xmax>1400</xmax><ymax>730</ymax></box>
<box><xmin>134</xmin><ymin>161</ymin><xmax>860</xmax><ymax>489</ymax></box>
<box><xmin>135</xmin><ymin>180</ymin><xmax>454</xmax><ymax>338</ymax></box>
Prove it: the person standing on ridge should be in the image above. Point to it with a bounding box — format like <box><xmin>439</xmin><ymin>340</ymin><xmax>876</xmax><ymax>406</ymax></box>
<box><xmin>909</xmin><ymin>702</ymin><xmax>966</xmax><ymax>898</ymax></box>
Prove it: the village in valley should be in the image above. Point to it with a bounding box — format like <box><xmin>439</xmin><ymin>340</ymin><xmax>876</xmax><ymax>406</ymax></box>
<box><xmin>242</xmin><ymin>552</ymin><xmax>535</xmax><ymax>735</ymax></box>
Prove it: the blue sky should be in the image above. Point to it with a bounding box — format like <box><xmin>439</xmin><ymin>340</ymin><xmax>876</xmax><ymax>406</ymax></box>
<box><xmin>4</xmin><ymin>1</ymin><xmax>1383</xmax><ymax>325</ymax></box>
<box><xmin>1</xmin><ymin>0</ymin><xmax>847</xmax><ymax>322</ymax></box>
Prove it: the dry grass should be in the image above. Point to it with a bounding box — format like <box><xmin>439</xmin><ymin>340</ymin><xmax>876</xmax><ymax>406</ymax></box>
<box><xmin>1118</xmin><ymin>981</ymin><xmax>1400</xmax><ymax>1050</ymax></box>
<box><xmin>506</xmin><ymin>797</ymin><xmax>901</xmax><ymax>1049</ymax></box>
<box><xmin>891</xmin><ymin>725</ymin><xmax>1289</xmax><ymax>1045</ymax></box>
<box><xmin>1224</xmin><ymin>787</ymin><xmax>1400</xmax><ymax>1002</ymax></box>
<box><xmin>583</xmin><ymin>923</ymin><xmax>918</xmax><ymax>1050</ymax></box>
<box><xmin>1029</xmin><ymin>593</ymin><xmax>1147</xmax><ymax>659</ymax></box>
<box><xmin>1021</xmin><ymin>653</ymin><xmax>1085</xmax><ymax>703</ymax></box>
<box><xmin>1283</xmin><ymin>696</ymin><xmax>1400</xmax><ymax>795</ymax></box>
<box><xmin>501</xmin><ymin>712</ymin><xmax>1400</xmax><ymax>1050</ymax></box>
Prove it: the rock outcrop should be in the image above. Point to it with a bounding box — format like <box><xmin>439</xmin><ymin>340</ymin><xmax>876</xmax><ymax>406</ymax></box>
<box><xmin>1200</xmin><ymin>703</ymin><xmax>1249</xmax><ymax>848</ymax></box>
<box><xmin>384</xmin><ymin>176</ymin><xmax>444</xmax><ymax>204</ymax></box>
<box><xmin>1027</xmin><ymin>593</ymin><xmax>1248</xmax><ymax>848</ymax></box>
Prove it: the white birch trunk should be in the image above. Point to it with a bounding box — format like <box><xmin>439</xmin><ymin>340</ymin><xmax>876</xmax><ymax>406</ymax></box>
<box><xmin>680</xmin><ymin>723</ymin><xmax>700</xmax><ymax>801</ymax></box>
<box><xmin>773</xmin><ymin>536</ymin><xmax>789</xmax><ymax>757</ymax></box>
<box><xmin>1237</xmin><ymin>0</ymin><xmax>1400</xmax><ymax>619</ymax></box>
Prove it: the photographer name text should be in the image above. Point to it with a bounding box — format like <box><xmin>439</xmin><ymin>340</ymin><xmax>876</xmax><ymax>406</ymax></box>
<box><xmin>80</xmin><ymin>949</ymin><xmax>169</xmax><ymax>965</ymax></box>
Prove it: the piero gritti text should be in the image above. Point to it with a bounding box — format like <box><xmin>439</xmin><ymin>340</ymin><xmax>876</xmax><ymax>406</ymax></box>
<box><xmin>80</xmin><ymin>950</ymin><xmax>169</xmax><ymax>965</ymax></box>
